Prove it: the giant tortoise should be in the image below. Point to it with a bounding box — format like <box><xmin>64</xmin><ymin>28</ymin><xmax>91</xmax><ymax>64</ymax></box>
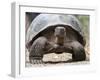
<box><xmin>26</xmin><ymin>14</ymin><xmax>86</xmax><ymax>64</ymax></box>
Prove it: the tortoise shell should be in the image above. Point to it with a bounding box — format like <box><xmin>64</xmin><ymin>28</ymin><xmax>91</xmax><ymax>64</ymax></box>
<box><xmin>26</xmin><ymin>14</ymin><xmax>86</xmax><ymax>50</ymax></box>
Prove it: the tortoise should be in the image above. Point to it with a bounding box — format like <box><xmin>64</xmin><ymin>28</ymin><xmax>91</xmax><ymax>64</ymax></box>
<box><xmin>26</xmin><ymin>14</ymin><xmax>86</xmax><ymax>64</ymax></box>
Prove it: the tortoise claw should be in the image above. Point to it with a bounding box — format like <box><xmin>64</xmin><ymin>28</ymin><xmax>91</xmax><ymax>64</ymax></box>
<box><xmin>30</xmin><ymin>58</ymin><xmax>43</xmax><ymax>64</ymax></box>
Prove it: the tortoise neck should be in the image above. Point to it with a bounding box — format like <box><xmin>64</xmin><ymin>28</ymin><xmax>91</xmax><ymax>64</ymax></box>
<box><xmin>56</xmin><ymin>37</ymin><xmax>65</xmax><ymax>45</ymax></box>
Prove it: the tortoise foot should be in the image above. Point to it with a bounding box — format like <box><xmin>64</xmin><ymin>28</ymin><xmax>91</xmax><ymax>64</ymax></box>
<box><xmin>29</xmin><ymin>57</ymin><xmax>43</xmax><ymax>64</ymax></box>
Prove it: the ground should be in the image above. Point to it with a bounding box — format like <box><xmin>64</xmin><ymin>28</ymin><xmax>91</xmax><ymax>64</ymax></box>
<box><xmin>25</xmin><ymin>48</ymin><xmax>90</xmax><ymax>67</ymax></box>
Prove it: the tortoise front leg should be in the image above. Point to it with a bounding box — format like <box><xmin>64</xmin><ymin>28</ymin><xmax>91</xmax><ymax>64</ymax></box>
<box><xmin>71</xmin><ymin>41</ymin><xmax>86</xmax><ymax>61</ymax></box>
<box><xmin>64</xmin><ymin>41</ymin><xmax>86</xmax><ymax>61</ymax></box>
<box><xmin>29</xmin><ymin>37</ymin><xmax>48</xmax><ymax>64</ymax></box>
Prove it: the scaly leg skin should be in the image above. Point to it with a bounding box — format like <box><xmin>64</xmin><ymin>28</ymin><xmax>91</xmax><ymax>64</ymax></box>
<box><xmin>29</xmin><ymin>37</ymin><xmax>48</xmax><ymax>64</ymax></box>
<box><xmin>29</xmin><ymin>56</ymin><xmax>43</xmax><ymax>64</ymax></box>
<box><xmin>71</xmin><ymin>41</ymin><xmax>86</xmax><ymax>61</ymax></box>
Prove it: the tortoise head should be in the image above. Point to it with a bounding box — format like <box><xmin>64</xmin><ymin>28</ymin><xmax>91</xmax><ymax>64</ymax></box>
<box><xmin>54</xmin><ymin>26</ymin><xmax>66</xmax><ymax>45</ymax></box>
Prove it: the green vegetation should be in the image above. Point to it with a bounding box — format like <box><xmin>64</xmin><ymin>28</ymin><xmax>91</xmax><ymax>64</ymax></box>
<box><xmin>77</xmin><ymin>15</ymin><xmax>89</xmax><ymax>44</ymax></box>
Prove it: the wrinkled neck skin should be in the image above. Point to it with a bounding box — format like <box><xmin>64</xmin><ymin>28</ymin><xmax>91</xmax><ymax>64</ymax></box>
<box><xmin>56</xmin><ymin>36</ymin><xmax>65</xmax><ymax>45</ymax></box>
